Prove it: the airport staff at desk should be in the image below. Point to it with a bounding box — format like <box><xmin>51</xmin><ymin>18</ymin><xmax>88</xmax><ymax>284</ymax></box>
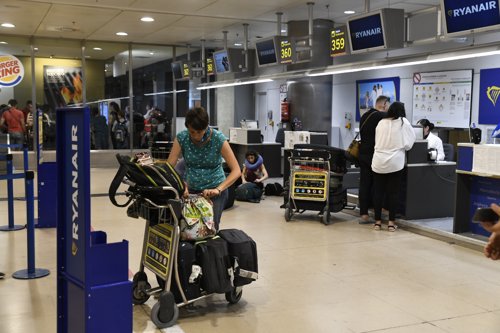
<box><xmin>417</xmin><ymin>119</ymin><xmax>444</xmax><ymax>161</ymax></box>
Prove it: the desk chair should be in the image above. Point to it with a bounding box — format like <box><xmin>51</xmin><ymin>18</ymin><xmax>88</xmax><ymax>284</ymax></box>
<box><xmin>443</xmin><ymin>143</ymin><xmax>454</xmax><ymax>161</ymax></box>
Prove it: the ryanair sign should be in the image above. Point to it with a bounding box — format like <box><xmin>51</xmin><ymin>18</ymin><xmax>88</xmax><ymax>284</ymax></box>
<box><xmin>447</xmin><ymin>1</ymin><xmax>497</xmax><ymax>17</ymax></box>
<box><xmin>0</xmin><ymin>55</ymin><xmax>24</xmax><ymax>87</ymax></box>
<box><xmin>443</xmin><ymin>0</ymin><xmax>500</xmax><ymax>34</ymax></box>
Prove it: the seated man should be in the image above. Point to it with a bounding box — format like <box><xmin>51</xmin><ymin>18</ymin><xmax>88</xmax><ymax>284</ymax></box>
<box><xmin>241</xmin><ymin>150</ymin><xmax>268</xmax><ymax>190</ymax></box>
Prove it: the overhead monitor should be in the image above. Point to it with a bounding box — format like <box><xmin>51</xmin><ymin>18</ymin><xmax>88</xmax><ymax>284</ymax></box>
<box><xmin>441</xmin><ymin>0</ymin><xmax>500</xmax><ymax>35</ymax></box>
<box><xmin>255</xmin><ymin>37</ymin><xmax>278</xmax><ymax>66</ymax></box>
<box><xmin>182</xmin><ymin>62</ymin><xmax>191</xmax><ymax>79</ymax></box>
<box><xmin>330</xmin><ymin>26</ymin><xmax>349</xmax><ymax>57</ymax></box>
<box><xmin>206</xmin><ymin>57</ymin><xmax>215</xmax><ymax>76</ymax></box>
<box><xmin>347</xmin><ymin>8</ymin><xmax>404</xmax><ymax>53</ymax></box>
<box><xmin>279</xmin><ymin>38</ymin><xmax>294</xmax><ymax>64</ymax></box>
<box><xmin>171</xmin><ymin>61</ymin><xmax>183</xmax><ymax>80</ymax></box>
<box><xmin>213</xmin><ymin>49</ymin><xmax>231</xmax><ymax>74</ymax></box>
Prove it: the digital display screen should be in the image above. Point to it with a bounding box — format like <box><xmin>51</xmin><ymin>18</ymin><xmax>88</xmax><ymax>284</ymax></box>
<box><xmin>348</xmin><ymin>13</ymin><xmax>385</xmax><ymax>51</ymax></box>
<box><xmin>182</xmin><ymin>62</ymin><xmax>190</xmax><ymax>78</ymax></box>
<box><xmin>330</xmin><ymin>26</ymin><xmax>347</xmax><ymax>57</ymax></box>
<box><xmin>279</xmin><ymin>39</ymin><xmax>293</xmax><ymax>64</ymax></box>
<box><xmin>171</xmin><ymin>61</ymin><xmax>183</xmax><ymax>80</ymax></box>
<box><xmin>442</xmin><ymin>0</ymin><xmax>500</xmax><ymax>34</ymax></box>
<box><xmin>255</xmin><ymin>37</ymin><xmax>278</xmax><ymax>66</ymax></box>
<box><xmin>206</xmin><ymin>57</ymin><xmax>215</xmax><ymax>75</ymax></box>
<box><xmin>213</xmin><ymin>50</ymin><xmax>231</xmax><ymax>73</ymax></box>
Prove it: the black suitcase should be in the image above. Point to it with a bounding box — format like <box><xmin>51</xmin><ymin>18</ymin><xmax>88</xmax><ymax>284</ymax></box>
<box><xmin>195</xmin><ymin>237</ymin><xmax>233</xmax><ymax>294</ymax></box>
<box><xmin>218</xmin><ymin>229</ymin><xmax>258</xmax><ymax>286</ymax></box>
<box><xmin>171</xmin><ymin>241</ymin><xmax>201</xmax><ymax>303</ymax></box>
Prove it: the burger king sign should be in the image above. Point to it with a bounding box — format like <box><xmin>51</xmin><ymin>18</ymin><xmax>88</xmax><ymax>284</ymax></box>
<box><xmin>0</xmin><ymin>55</ymin><xmax>24</xmax><ymax>87</ymax></box>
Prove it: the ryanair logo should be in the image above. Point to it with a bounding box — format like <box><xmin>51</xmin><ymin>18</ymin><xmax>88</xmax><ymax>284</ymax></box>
<box><xmin>354</xmin><ymin>27</ymin><xmax>382</xmax><ymax>39</ymax></box>
<box><xmin>487</xmin><ymin>86</ymin><xmax>500</xmax><ymax>107</ymax></box>
<box><xmin>447</xmin><ymin>1</ymin><xmax>497</xmax><ymax>17</ymax></box>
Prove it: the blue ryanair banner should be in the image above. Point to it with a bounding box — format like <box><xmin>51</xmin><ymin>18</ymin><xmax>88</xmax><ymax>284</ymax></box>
<box><xmin>479</xmin><ymin>68</ymin><xmax>500</xmax><ymax>124</ymax></box>
<box><xmin>443</xmin><ymin>0</ymin><xmax>500</xmax><ymax>34</ymax></box>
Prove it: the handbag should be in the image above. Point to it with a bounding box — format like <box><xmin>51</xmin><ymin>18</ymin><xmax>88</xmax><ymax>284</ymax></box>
<box><xmin>346</xmin><ymin>134</ymin><xmax>361</xmax><ymax>159</ymax></box>
<box><xmin>346</xmin><ymin>111</ymin><xmax>376</xmax><ymax>160</ymax></box>
<box><xmin>180</xmin><ymin>195</ymin><xmax>216</xmax><ymax>241</ymax></box>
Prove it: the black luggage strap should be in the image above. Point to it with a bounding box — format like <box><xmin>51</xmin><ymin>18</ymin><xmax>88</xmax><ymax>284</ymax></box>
<box><xmin>109</xmin><ymin>154</ymin><xmax>134</xmax><ymax>208</ymax></box>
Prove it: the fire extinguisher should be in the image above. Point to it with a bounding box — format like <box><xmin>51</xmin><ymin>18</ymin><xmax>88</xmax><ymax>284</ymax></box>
<box><xmin>281</xmin><ymin>99</ymin><xmax>290</xmax><ymax>122</ymax></box>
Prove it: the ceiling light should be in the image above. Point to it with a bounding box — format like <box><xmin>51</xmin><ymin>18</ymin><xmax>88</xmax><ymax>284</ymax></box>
<box><xmin>344</xmin><ymin>10</ymin><xmax>356</xmax><ymax>14</ymax></box>
<box><xmin>1</xmin><ymin>23</ymin><xmax>15</xmax><ymax>28</ymax></box>
<box><xmin>0</xmin><ymin>41</ymin><xmax>7</xmax><ymax>44</ymax></box>
<box><xmin>116</xmin><ymin>32</ymin><xmax>128</xmax><ymax>36</ymax></box>
<box><xmin>197</xmin><ymin>78</ymin><xmax>273</xmax><ymax>90</ymax></box>
<box><xmin>234</xmin><ymin>42</ymin><xmax>243</xmax><ymax>47</ymax></box>
<box><xmin>281</xmin><ymin>29</ymin><xmax>287</xmax><ymax>33</ymax></box>
<box><xmin>149</xmin><ymin>52</ymin><xmax>154</xmax><ymax>55</ymax></box>
<box><xmin>141</xmin><ymin>17</ymin><xmax>155</xmax><ymax>22</ymax></box>
<box><xmin>34</xmin><ymin>47</ymin><xmax>38</xmax><ymax>51</ymax></box>
<box><xmin>144</xmin><ymin>90</ymin><xmax>187</xmax><ymax>96</ymax></box>
<box><xmin>93</xmin><ymin>47</ymin><xmax>102</xmax><ymax>51</ymax></box>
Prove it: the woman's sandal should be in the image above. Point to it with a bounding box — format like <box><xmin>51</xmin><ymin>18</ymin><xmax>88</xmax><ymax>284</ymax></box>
<box><xmin>388</xmin><ymin>225</ymin><xmax>397</xmax><ymax>232</ymax></box>
<box><xmin>373</xmin><ymin>223</ymin><xmax>382</xmax><ymax>231</ymax></box>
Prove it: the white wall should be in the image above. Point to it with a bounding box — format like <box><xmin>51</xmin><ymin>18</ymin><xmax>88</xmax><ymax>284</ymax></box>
<box><xmin>215</xmin><ymin>86</ymin><xmax>235</xmax><ymax>137</ymax></box>
<box><xmin>331</xmin><ymin>54</ymin><xmax>500</xmax><ymax>149</ymax></box>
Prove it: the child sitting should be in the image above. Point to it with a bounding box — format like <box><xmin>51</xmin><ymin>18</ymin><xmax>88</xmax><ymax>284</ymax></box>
<box><xmin>241</xmin><ymin>150</ymin><xmax>268</xmax><ymax>190</ymax></box>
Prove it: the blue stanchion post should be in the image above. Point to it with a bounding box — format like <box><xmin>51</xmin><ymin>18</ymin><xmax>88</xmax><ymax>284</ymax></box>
<box><xmin>12</xmin><ymin>170</ymin><xmax>50</xmax><ymax>279</ymax></box>
<box><xmin>0</xmin><ymin>153</ymin><xmax>24</xmax><ymax>231</ymax></box>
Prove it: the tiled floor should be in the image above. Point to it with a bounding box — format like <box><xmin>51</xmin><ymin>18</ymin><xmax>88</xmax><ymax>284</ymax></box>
<box><xmin>1</xmin><ymin>169</ymin><xmax>500</xmax><ymax>333</ymax></box>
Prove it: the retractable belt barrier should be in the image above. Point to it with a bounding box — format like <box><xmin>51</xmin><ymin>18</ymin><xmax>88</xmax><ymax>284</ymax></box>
<box><xmin>0</xmin><ymin>143</ymin><xmax>50</xmax><ymax>279</ymax></box>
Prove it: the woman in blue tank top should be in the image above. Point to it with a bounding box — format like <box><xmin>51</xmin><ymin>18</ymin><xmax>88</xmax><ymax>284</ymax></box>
<box><xmin>167</xmin><ymin>107</ymin><xmax>241</xmax><ymax>229</ymax></box>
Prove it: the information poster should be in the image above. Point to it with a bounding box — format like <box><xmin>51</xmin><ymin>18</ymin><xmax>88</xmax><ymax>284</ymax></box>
<box><xmin>412</xmin><ymin>70</ymin><xmax>472</xmax><ymax>128</ymax></box>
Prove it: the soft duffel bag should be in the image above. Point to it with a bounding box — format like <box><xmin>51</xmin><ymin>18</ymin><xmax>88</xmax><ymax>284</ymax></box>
<box><xmin>218</xmin><ymin>229</ymin><xmax>258</xmax><ymax>286</ymax></box>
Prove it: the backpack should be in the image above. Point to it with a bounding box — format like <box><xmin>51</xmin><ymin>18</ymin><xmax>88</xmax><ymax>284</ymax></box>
<box><xmin>114</xmin><ymin>120</ymin><xmax>128</xmax><ymax>143</ymax></box>
<box><xmin>264</xmin><ymin>182</ymin><xmax>284</xmax><ymax>196</ymax></box>
<box><xmin>109</xmin><ymin>154</ymin><xmax>185</xmax><ymax>209</ymax></box>
<box><xmin>235</xmin><ymin>182</ymin><xmax>262</xmax><ymax>203</ymax></box>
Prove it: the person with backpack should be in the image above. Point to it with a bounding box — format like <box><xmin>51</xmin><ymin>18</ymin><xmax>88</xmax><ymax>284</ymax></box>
<box><xmin>111</xmin><ymin>107</ymin><xmax>129</xmax><ymax>149</ymax></box>
<box><xmin>167</xmin><ymin>107</ymin><xmax>241</xmax><ymax>230</ymax></box>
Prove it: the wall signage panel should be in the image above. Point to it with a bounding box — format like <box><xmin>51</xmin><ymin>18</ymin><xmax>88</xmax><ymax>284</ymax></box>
<box><xmin>411</xmin><ymin>70</ymin><xmax>473</xmax><ymax>129</ymax></box>
<box><xmin>479</xmin><ymin>67</ymin><xmax>500</xmax><ymax>124</ymax></box>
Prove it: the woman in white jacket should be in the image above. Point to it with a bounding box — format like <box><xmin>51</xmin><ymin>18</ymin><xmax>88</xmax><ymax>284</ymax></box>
<box><xmin>371</xmin><ymin>102</ymin><xmax>416</xmax><ymax>231</ymax></box>
<box><xmin>417</xmin><ymin>119</ymin><xmax>445</xmax><ymax>161</ymax></box>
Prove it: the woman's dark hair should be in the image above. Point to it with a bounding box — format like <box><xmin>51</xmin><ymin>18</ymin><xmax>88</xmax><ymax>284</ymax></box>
<box><xmin>245</xmin><ymin>150</ymin><xmax>259</xmax><ymax>159</ymax></box>
<box><xmin>387</xmin><ymin>101</ymin><xmax>406</xmax><ymax>120</ymax></box>
<box><xmin>185</xmin><ymin>107</ymin><xmax>209</xmax><ymax>130</ymax></box>
<box><xmin>109</xmin><ymin>101</ymin><xmax>120</xmax><ymax>112</ymax></box>
<box><xmin>417</xmin><ymin>118</ymin><xmax>434</xmax><ymax>131</ymax></box>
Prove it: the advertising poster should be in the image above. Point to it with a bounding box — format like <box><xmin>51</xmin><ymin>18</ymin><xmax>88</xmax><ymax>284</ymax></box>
<box><xmin>43</xmin><ymin>66</ymin><xmax>83</xmax><ymax>111</ymax></box>
<box><xmin>356</xmin><ymin>77</ymin><xmax>399</xmax><ymax>121</ymax></box>
<box><xmin>412</xmin><ymin>70</ymin><xmax>472</xmax><ymax>128</ymax></box>
<box><xmin>478</xmin><ymin>68</ymin><xmax>500</xmax><ymax>125</ymax></box>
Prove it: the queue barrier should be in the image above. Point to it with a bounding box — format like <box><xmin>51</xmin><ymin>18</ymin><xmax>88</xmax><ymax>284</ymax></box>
<box><xmin>0</xmin><ymin>143</ymin><xmax>50</xmax><ymax>279</ymax></box>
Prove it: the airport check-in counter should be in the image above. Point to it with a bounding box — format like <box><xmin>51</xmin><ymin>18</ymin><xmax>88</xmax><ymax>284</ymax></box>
<box><xmin>454</xmin><ymin>143</ymin><xmax>500</xmax><ymax>237</ymax></box>
<box><xmin>402</xmin><ymin>141</ymin><xmax>456</xmax><ymax>220</ymax></box>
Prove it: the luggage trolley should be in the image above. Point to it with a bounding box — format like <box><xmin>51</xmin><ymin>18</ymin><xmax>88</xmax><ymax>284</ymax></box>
<box><xmin>284</xmin><ymin>145</ymin><xmax>351</xmax><ymax>224</ymax></box>
<box><xmin>126</xmin><ymin>184</ymin><xmax>243</xmax><ymax>329</ymax></box>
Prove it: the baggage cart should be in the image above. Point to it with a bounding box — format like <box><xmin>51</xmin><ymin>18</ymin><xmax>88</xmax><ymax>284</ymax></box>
<box><xmin>126</xmin><ymin>184</ymin><xmax>243</xmax><ymax>329</ymax></box>
<box><xmin>284</xmin><ymin>145</ymin><xmax>352</xmax><ymax>224</ymax></box>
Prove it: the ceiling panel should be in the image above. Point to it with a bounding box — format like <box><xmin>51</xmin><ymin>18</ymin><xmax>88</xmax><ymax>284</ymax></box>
<box><xmin>196</xmin><ymin>0</ymin><xmax>276</xmax><ymax>19</ymax></box>
<box><xmin>27</xmin><ymin>0</ymin><xmax>136</xmax><ymax>6</ymax></box>
<box><xmin>36</xmin><ymin>5</ymin><xmax>121</xmax><ymax>39</ymax></box>
<box><xmin>129</xmin><ymin>0</ymin><xmax>219</xmax><ymax>13</ymax></box>
<box><xmin>174</xmin><ymin>16</ymin><xmax>239</xmax><ymax>30</ymax></box>
<box><xmin>0</xmin><ymin>1</ymin><xmax>51</xmax><ymax>36</ymax></box>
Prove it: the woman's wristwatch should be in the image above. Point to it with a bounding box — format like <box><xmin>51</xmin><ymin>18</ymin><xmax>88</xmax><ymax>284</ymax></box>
<box><xmin>216</xmin><ymin>187</ymin><xmax>222</xmax><ymax>194</ymax></box>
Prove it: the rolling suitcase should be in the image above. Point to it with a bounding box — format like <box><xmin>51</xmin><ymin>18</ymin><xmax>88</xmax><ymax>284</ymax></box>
<box><xmin>171</xmin><ymin>241</ymin><xmax>202</xmax><ymax>303</ymax></box>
